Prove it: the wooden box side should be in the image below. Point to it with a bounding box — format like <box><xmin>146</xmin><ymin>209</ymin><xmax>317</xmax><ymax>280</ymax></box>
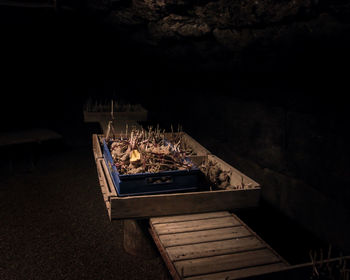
<box><xmin>110</xmin><ymin>189</ymin><xmax>260</xmax><ymax>219</ymax></box>
<box><xmin>208</xmin><ymin>154</ymin><xmax>261</xmax><ymax>189</ymax></box>
<box><xmin>84</xmin><ymin>107</ymin><xmax>148</xmax><ymax>123</ymax></box>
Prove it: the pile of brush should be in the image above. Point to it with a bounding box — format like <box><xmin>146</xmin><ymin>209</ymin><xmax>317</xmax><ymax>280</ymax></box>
<box><xmin>107</xmin><ymin>126</ymin><xmax>196</xmax><ymax>175</ymax></box>
<box><xmin>200</xmin><ymin>161</ymin><xmax>254</xmax><ymax>190</ymax></box>
<box><xmin>166</xmin><ymin>125</ymin><xmax>197</xmax><ymax>157</ymax></box>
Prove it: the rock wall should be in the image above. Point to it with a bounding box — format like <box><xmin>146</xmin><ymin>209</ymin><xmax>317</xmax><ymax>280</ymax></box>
<box><xmin>85</xmin><ymin>0</ymin><xmax>350</xmax><ymax>70</ymax></box>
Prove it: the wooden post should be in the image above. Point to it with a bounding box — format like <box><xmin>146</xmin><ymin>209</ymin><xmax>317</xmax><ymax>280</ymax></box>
<box><xmin>123</xmin><ymin>219</ymin><xmax>158</xmax><ymax>259</ymax></box>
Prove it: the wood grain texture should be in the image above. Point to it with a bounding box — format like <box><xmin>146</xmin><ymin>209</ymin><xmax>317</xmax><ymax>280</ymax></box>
<box><xmin>154</xmin><ymin>216</ymin><xmax>241</xmax><ymax>235</ymax></box>
<box><xmin>149</xmin><ymin>212</ymin><xmax>290</xmax><ymax>280</ymax></box>
<box><xmin>96</xmin><ymin>159</ymin><xmax>112</xmax><ymax>219</ymax></box>
<box><xmin>184</xmin><ymin>262</ymin><xmax>288</xmax><ymax>280</ymax></box>
<box><xmin>160</xmin><ymin>226</ymin><xmax>252</xmax><ymax>247</ymax></box>
<box><xmin>110</xmin><ymin>189</ymin><xmax>260</xmax><ymax>219</ymax></box>
<box><xmin>167</xmin><ymin>236</ymin><xmax>265</xmax><ymax>261</ymax></box>
<box><xmin>100</xmin><ymin>159</ymin><xmax>118</xmax><ymax>197</ymax></box>
<box><xmin>92</xmin><ymin>134</ymin><xmax>102</xmax><ymax>159</ymax></box>
<box><xmin>151</xmin><ymin>211</ymin><xmax>231</xmax><ymax>225</ymax></box>
<box><xmin>149</xmin><ymin>224</ymin><xmax>181</xmax><ymax>280</ymax></box>
<box><xmin>183</xmin><ymin>133</ymin><xmax>212</xmax><ymax>156</ymax></box>
<box><xmin>175</xmin><ymin>249</ymin><xmax>282</xmax><ymax>277</ymax></box>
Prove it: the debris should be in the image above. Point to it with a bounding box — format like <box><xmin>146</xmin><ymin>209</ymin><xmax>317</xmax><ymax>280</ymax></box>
<box><xmin>107</xmin><ymin>127</ymin><xmax>196</xmax><ymax>175</ymax></box>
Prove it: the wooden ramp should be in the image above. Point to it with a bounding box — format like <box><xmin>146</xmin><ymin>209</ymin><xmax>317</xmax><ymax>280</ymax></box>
<box><xmin>149</xmin><ymin>211</ymin><xmax>289</xmax><ymax>280</ymax></box>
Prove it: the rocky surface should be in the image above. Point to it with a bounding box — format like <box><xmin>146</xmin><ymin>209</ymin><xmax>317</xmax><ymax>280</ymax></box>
<box><xmin>88</xmin><ymin>0</ymin><xmax>350</xmax><ymax>70</ymax></box>
<box><xmin>148</xmin><ymin>14</ymin><xmax>211</xmax><ymax>39</ymax></box>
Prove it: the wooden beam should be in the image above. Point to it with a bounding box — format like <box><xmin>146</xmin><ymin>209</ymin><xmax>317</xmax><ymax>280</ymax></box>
<box><xmin>154</xmin><ymin>216</ymin><xmax>241</xmax><ymax>235</ymax></box>
<box><xmin>159</xmin><ymin>226</ymin><xmax>252</xmax><ymax>248</ymax></box>
<box><xmin>110</xmin><ymin>189</ymin><xmax>260</xmax><ymax>220</ymax></box>
<box><xmin>167</xmin><ymin>236</ymin><xmax>265</xmax><ymax>261</ymax></box>
<box><xmin>149</xmin><ymin>225</ymin><xmax>181</xmax><ymax>280</ymax></box>
<box><xmin>175</xmin><ymin>249</ymin><xmax>282</xmax><ymax>277</ymax></box>
<box><xmin>184</xmin><ymin>263</ymin><xmax>287</xmax><ymax>280</ymax></box>
<box><xmin>151</xmin><ymin>211</ymin><xmax>231</xmax><ymax>225</ymax></box>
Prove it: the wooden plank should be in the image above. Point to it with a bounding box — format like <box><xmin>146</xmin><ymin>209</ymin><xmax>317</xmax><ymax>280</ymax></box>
<box><xmin>149</xmin><ymin>225</ymin><xmax>181</xmax><ymax>280</ymax></box>
<box><xmin>151</xmin><ymin>211</ymin><xmax>231</xmax><ymax>225</ymax></box>
<box><xmin>84</xmin><ymin>110</ymin><xmax>147</xmax><ymax>122</ymax></box>
<box><xmin>110</xmin><ymin>188</ymin><xmax>260</xmax><ymax>219</ymax></box>
<box><xmin>96</xmin><ymin>159</ymin><xmax>112</xmax><ymax>219</ymax></box>
<box><xmin>0</xmin><ymin>128</ymin><xmax>62</xmax><ymax>146</ymax></box>
<box><xmin>96</xmin><ymin>159</ymin><xmax>109</xmax><ymax>196</ymax></box>
<box><xmin>183</xmin><ymin>133</ymin><xmax>212</xmax><ymax>156</ymax></box>
<box><xmin>92</xmin><ymin>134</ymin><xmax>102</xmax><ymax>159</ymax></box>
<box><xmin>175</xmin><ymin>249</ymin><xmax>282</xmax><ymax>277</ymax></box>
<box><xmin>159</xmin><ymin>226</ymin><xmax>252</xmax><ymax>248</ymax></box>
<box><xmin>154</xmin><ymin>216</ymin><xmax>241</xmax><ymax>235</ymax></box>
<box><xmin>167</xmin><ymin>236</ymin><xmax>265</xmax><ymax>261</ymax></box>
<box><xmin>100</xmin><ymin>159</ymin><xmax>118</xmax><ymax>197</ymax></box>
<box><xmin>184</xmin><ymin>262</ymin><xmax>288</xmax><ymax>280</ymax></box>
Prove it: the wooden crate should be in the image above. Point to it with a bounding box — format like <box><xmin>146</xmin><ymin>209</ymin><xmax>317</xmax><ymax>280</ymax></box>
<box><xmin>83</xmin><ymin>106</ymin><xmax>148</xmax><ymax>123</ymax></box>
<box><xmin>92</xmin><ymin>134</ymin><xmax>261</xmax><ymax>220</ymax></box>
<box><xmin>149</xmin><ymin>211</ymin><xmax>289</xmax><ymax>280</ymax></box>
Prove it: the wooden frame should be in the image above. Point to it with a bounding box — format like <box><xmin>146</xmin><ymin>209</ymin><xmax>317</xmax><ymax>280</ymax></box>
<box><xmin>149</xmin><ymin>212</ymin><xmax>289</xmax><ymax>280</ymax></box>
<box><xmin>92</xmin><ymin>134</ymin><xmax>261</xmax><ymax>220</ymax></box>
<box><xmin>83</xmin><ymin>106</ymin><xmax>148</xmax><ymax>123</ymax></box>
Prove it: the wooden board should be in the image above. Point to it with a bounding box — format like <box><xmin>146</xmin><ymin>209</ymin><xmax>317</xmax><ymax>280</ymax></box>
<box><xmin>150</xmin><ymin>212</ymin><xmax>289</xmax><ymax>280</ymax></box>
<box><xmin>92</xmin><ymin>134</ymin><xmax>103</xmax><ymax>160</ymax></box>
<box><xmin>159</xmin><ymin>226</ymin><xmax>251</xmax><ymax>247</ymax></box>
<box><xmin>0</xmin><ymin>128</ymin><xmax>62</xmax><ymax>146</ymax></box>
<box><xmin>153</xmin><ymin>216</ymin><xmax>241</xmax><ymax>235</ymax></box>
<box><xmin>92</xmin><ymin>134</ymin><xmax>261</xmax><ymax>220</ymax></box>
<box><xmin>95</xmin><ymin>158</ymin><xmax>113</xmax><ymax>219</ymax></box>
<box><xmin>83</xmin><ymin>108</ymin><xmax>147</xmax><ymax>123</ymax></box>
<box><xmin>110</xmin><ymin>189</ymin><xmax>260</xmax><ymax>220</ymax></box>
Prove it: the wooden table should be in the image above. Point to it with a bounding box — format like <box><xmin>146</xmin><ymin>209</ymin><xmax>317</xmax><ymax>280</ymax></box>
<box><xmin>149</xmin><ymin>211</ymin><xmax>289</xmax><ymax>280</ymax></box>
<box><xmin>0</xmin><ymin>128</ymin><xmax>62</xmax><ymax>171</ymax></box>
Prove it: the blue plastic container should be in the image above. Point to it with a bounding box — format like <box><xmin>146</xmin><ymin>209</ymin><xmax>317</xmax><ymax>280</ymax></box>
<box><xmin>102</xmin><ymin>139</ymin><xmax>200</xmax><ymax>196</ymax></box>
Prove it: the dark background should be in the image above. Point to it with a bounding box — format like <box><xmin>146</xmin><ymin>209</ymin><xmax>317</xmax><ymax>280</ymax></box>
<box><xmin>1</xmin><ymin>3</ymin><xmax>350</xmax><ymax>279</ymax></box>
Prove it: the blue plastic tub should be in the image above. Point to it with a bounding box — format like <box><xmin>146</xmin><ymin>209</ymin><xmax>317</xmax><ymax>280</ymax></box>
<box><xmin>102</xmin><ymin>139</ymin><xmax>200</xmax><ymax>196</ymax></box>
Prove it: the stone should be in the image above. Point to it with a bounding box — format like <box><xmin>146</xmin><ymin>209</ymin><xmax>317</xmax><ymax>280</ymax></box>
<box><xmin>132</xmin><ymin>0</ymin><xmax>188</xmax><ymax>21</ymax></box>
<box><xmin>148</xmin><ymin>14</ymin><xmax>211</xmax><ymax>40</ymax></box>
<box><xmin>109</xmin><ymin>8</ymin><xmax>146</xmax><ymax>26</ymax></box>
<box><xmin>195</xmin><ymin>0</ymin><xmax>316</xmax><ymax>28</ymax></box>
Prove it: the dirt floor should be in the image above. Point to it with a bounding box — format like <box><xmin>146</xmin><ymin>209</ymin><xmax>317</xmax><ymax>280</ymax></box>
<box><xmin>0</xmin><ymin>137</ymin><xmax>171</xmax><ymax>280</ymax></box>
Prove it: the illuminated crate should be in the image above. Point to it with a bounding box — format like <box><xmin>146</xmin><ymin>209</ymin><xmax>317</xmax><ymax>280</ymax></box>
<box><xmin>102</xmin><ymin>139</ymin><xmax>200</xmax><ymax>196</ymax></box>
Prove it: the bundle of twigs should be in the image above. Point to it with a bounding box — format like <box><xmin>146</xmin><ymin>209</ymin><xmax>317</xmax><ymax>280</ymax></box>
<box><xmin>166</xmin><ymin>124</ymin><xmax>196</xmax><ymax>156</ymax></box>
<box><xmin>107</xmin><ymin>126</ymin><xmax>196</xmax><ymax>175</ymax></box>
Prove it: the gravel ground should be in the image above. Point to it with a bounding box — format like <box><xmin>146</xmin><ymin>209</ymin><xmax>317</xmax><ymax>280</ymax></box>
<box><xmin>0</xmin><ymin>143</ymin><xmax>171</xmax><ymax>280</ymax></box>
